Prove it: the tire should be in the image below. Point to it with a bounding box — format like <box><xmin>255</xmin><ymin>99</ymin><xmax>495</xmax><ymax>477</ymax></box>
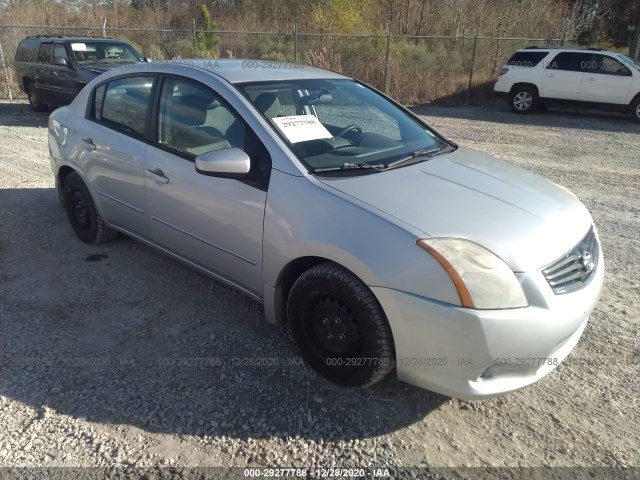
<box><xmin>509</xmin><ymin>85</ymin><xmax>538</xmax><ymax>114</ymax></box>
<box><xmin>63</xmin><ymin>172</ymin><xmax>117</xmax><ymax>244</ymax></box>
<box><xmin>287</xmin><ymin>262</ymin><xmax>395</xmax><ymax>387</ymax></box>
<box><xmin>26</xmin><ymin>82</ymin><xmax>47</xmax><ymax>112</ymax></box>
<box><xmin>630</xmin><ymin>97</ymin><xmax>640</xmax><ymax>124</ymax></box>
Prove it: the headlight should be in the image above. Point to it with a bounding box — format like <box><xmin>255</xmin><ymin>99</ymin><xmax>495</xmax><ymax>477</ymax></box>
<box><xmin>417</xmin><ymin>238</ymin><xmax>528</xmax><ymax>309</ymax></box>
<box><xmin>49</xmin><ymin>118</ymin><xmax>68</xmax><ymax>147</ymax></box>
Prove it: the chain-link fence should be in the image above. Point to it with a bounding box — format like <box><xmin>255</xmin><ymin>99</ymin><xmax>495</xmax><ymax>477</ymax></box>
<box><xmin>0</xmin><ymin>24</ymin><xmax>624</xmax><ymax>105</ymax></box>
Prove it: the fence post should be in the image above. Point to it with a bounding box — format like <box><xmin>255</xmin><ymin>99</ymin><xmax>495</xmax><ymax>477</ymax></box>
<box><xmin>101</xmin><ymin>18</ymin><xmax>107</xmax><ymax>38</ymax></box>
<box><xmin>293</xmin><ymin>22</ymin><xmax>298</xmax><ymax>63</ymax></box>
<box><xmin>383</xmin><ymin>28</ymin><xmax>391</xmax><ymax>93</ymax></box>
<box><xmin>192</xmin><ymin>18</ymin><xmax>197</xmax><ymax>57</ymax></box>
<box><xmin>0</xmin><ymin>38</ymin><xmax>12</xmax><ymax>101</ymax></box>
<box><xmin>466</xmin><ymin>28</ymin><xmax>479</xmax><ymax>106</ymax></box>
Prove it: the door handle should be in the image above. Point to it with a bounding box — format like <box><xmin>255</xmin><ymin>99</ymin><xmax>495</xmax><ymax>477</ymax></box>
<box><xmin>146</xmin><ymin>168</ymin><xmax>169</xmax><ymax>184</ymax></box>
<box><xmin>585</xmin><ymin>77</ymin><xmax>596</xmax><ymax>81</ymax></box>
<box><xmin>545</xmin><ymin>73</ymin><xmax>554</xmax><ymax>77</ymax></box>
<box><xmin>82</xmin><ymin>137</ymin><xmax>96</xmax><ymax>151</ymax></box>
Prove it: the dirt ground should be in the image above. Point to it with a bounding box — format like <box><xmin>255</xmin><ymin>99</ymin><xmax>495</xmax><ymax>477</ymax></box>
<box><xmin>0</xmin><ymin>100</ymin><xmax>638</xmax><ymax>476</ymax></box>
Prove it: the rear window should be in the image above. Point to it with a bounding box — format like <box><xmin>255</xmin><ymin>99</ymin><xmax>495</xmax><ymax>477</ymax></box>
<box><xmin>507</xmin><ymin>51</ymin><xmax>549</xmax><ymax>68</ymax></box>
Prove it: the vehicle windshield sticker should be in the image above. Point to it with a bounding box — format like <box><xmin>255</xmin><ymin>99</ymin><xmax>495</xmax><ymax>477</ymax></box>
<box><xmin>71</xmin><ymin>43</ymin><xmax>88</xmax><ymax>51</ymax></box>
<box><xmin>272</xmin><ymin>115</ymin><xmax>333</xmax><ymax>144</ymax></box>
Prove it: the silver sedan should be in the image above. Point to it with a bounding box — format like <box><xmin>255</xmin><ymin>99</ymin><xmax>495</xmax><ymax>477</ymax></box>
<box><xmin>47</xmin><ymin>60</ymin><xmax>604</xmax><ymax>399</ymax></box>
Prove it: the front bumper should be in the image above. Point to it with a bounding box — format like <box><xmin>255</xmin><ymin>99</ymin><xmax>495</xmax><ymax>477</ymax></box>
<box><xmin>372</xmin><ymin>244</ymin><xmax>604</xmax><ymax>400</ymax></box>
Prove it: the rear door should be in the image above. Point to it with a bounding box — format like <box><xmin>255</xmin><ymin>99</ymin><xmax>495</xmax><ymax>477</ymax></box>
<box><xmin>578</xmin><ymin>53</ymin><xmax>633</xmax><ymax>105</ymax></box>
<box><xmin>78</xmin><ymin>75</ymin><xmax>156</xmax><ymax>238</ymax></box>
<box><xmin>34</xmin><ymin>42</ymin><xmax>54</xmax><ymax>101</ymax></box>
<box><xmin>541</xmin><ymin>52</ymin><xmax>584</xmax><ymax>100</ymax></box>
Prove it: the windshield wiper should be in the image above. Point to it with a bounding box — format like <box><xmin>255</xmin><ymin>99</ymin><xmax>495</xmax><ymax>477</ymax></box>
<box><xmin>385</xmin><ymin>147</ymin><xmax>443</xmax><ymax>170</ymax></box>
<box><xmin>312</xmin><ymin>162</ymin><xmax>386</xmax><ymax>173</ymax></box>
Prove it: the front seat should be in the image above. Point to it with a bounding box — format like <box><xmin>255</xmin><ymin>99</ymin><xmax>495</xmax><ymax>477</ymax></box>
<box><xmin>253</xmin><ymin>92</ymin><xmax>281</xmax><ymax>119</ymax></box>
<box><xmin>169</xmin><ymin>94</ymin><xmax>228</xmax><ymax>155</ymax></box>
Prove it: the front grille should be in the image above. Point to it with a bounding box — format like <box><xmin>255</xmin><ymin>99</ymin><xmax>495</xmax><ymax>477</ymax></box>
<box><xmin>542</xmin><ymin>228</ymin><xmax>599</xmax><ymax>294</ymax></box>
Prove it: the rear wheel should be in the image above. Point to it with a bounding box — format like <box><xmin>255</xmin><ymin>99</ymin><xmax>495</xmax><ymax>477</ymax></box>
<box><xmin>509</xmin><ymin>86</ymin><xmax>538</xmax><ymax>114</ymax></box>
<box><xmin>631</xmin><ymin>97</ymin><xmax>640</xmax><ymax>124</ymax></box>
<box><xmin>287</xmin><ymin>263</ymin><xmax>395</xmax><ymax>387</ymax></box>
<box><xmin>26</xmin><ymin>82</ymin><xmax>47</xmax><ymax>112</ymax></box>
<box><xmin>63</xmin><ymin>172</ymin><xmax>117</xmax><ymax>244</ymax></box>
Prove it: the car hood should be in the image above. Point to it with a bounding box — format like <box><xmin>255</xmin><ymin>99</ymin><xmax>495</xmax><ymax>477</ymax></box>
<box><xmin>317</xmin><ymin>146</ymin><xmax>592</xmax><ymax>272</ymax></box>
<box><xmin>76</xmin><ymin>63</ymin><xmax>135</xmax><ymax>75</ymax></box>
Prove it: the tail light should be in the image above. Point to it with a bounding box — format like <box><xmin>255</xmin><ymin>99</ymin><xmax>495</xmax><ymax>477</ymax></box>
<box><xmin>499</xmin><ymin>66</ymin><xmax>510</xmax><ymax>76</ymax></box>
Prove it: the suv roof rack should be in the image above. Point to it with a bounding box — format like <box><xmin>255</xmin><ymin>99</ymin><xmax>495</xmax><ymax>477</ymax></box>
<box><xmin>523</xmin><ymin>45</ymin><xmax>605</xmax><ymax>51</ymax></box>
<box><xmin>26</xmin><ymin>34</ymin><xmax>116</xmax><ymax>40</ymax></box>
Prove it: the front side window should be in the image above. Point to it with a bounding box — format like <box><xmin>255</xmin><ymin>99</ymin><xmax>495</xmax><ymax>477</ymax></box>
<box><xmin>53</xmin><ymin>44</ymin><xmax>68</xmax><ymax>62</ymax></box>
<box><xmin>596</xmin><ymin>55</ymin><xmax>631</xmax><ymax>76</ymax></box>
<box><xmin>239</xmin><ymin>79</ymin><xmax>450</xmax><ymax>173</ymax></box>
<box><xmin>37</xmin><ymin>43</ymin><xmax>53</xmax><ymax>63</ymax></box>
<box><xmin>96</xmin><ymin>76</ymin><xmax>154</xmax><ymax>136</ymax></box>
<box><xmin>157</xmin><ymin>78</ymin><xmax>246</xmax><ymax>157</ymax></box>
<box><xmin>70</xmin><ymin>41</ymin><xmax>141</xmax><ymax>65</ymax></box>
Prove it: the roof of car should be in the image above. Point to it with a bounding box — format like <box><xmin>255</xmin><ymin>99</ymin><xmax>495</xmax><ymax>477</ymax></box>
<box><xmin>121</xmin><ymin>59</ymin><xmax>350</xmax><ymax>83</ymax></box>
<box><xmin>518</xmin><ymin>46</ymin><xmax>610</xmax><ymax>53</ymax></box>
<box><xmin>25</xmin><ymin>35</ymin><xmax>122</xmax><ymax>42</ymax></box>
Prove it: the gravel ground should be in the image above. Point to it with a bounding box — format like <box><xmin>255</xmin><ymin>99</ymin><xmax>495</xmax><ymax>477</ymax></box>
<box><xmin>0</xmin><ymin>100</ymin><xmax>638</xmax><ymax>476</ymax></box>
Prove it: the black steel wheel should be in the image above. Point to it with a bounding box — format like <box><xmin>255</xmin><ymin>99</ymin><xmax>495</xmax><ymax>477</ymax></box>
<box><xmin>63</xmin><ymin>172</ymin><xmax>117</xmax><ymax>244</ymax></box>
<box><xmin>287</xmin><ymin>262</ymin><xmax>395</xmax><ymax>387</ymax></box>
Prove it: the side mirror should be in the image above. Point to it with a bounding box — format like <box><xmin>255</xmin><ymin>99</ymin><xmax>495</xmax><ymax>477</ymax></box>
<box><xmin>195</xmin><ymin>148</ymin><xmax>250</xmax><ymax>178</ymax></box>
<box><xmin>52</xmin><ymin>56</ymin><xmax>68</xmax><ymax>67</ymax></box>
<box><xmin>143</xmin><ymin>57</ymin><xmax>152</xmax><ymax>62</ymax></box>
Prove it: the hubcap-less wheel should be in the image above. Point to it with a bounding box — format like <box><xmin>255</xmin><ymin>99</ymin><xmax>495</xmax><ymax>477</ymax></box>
<box><xmin>288</xmin><ymin>263</ymin><xmax>395</xmax><ymax>388</ymax></box>
<box><xmin>636</xmin><ymin>103</ymin><xmax>640</xmax><ymax>120</ymax></box>
<box><xmin>513</xmin><ymin>91</ymin><xmax>533</xmax><ymax>111</ymax></box>
<box><xmin>306</xmin><ymin>294</ymin><xmax>364</xmax><ymax>358</ymax></box>
<box><xmin>70</xmin><ymin>190</ymin><xmax>91</xmax><ymax>230</ymax></box>
<box><xmin>63</xmin><ymin>172</ymin><xmax>118</xmax><ymax>244</ymax></box>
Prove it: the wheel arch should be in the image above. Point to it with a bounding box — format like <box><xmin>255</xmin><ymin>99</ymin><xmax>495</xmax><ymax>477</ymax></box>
<box><xmin>271</xmin><ymin>256</ymin><xmax>366</xmax><ymax>326</ymax></box>
<box><xmin>509</xmin><ymin>82</ymin><xmax>539</xmax><ymax>97</ymax></box>
<box><xmin>629</xmin><ymin>91</ymin><xmax>640</xmax><ymax>109</ymax></box>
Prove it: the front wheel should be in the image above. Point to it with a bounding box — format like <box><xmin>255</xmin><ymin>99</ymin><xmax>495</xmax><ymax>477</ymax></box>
<box><xmin>63</xmin><ymin>172</ymin><xmax>118</xmax><ymax>244</ymax></box>
<box><xmin>287</xmin><ymin>263</ymin><xmax>395</xmax><ymax>387</ymax></box>
<box><xmin>509</xmin><ymin>86</ymin><xmax>538</xmax><ymax>114</ymax></box>
<box><xmin>630</xmin><ymin>97</ymin><xmax>640</xmax><ymax>124</ymax></box>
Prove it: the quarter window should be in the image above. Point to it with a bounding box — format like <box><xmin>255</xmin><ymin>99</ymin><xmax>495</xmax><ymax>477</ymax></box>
<box><xmin>157</xmin><ymin>78</ymin><xmax>246</xmax><ymax>156</ymax></box>
<box><xmin>37</xmin><ymin>43</ymin><xmax>53</xmax><ymax>63</ymax></box>
<box><xmin>96</xmin><ymin>76</ymin><xmax>154</xmax><ymax>136</ymax></box>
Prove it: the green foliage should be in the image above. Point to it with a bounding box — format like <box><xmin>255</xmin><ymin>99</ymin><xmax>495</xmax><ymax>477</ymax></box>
<box><xmin>196</xmin><ymin>3</ymin><xmax>219</xmax><ymax>57</ymax></box>
<box><xmin>310</xmin><ymin>0</ymin><xmax>372</xmax><ymax>34</ymax></box>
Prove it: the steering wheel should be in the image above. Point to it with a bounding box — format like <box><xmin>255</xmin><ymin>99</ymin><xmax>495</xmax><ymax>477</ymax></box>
<box><xmin>336</xmin><ymin>124</ymin><xmax>362</xmax><ymax>138</ymax></box>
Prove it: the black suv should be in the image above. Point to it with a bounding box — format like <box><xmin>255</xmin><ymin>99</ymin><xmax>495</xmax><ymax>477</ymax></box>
<box><xmin>15</xmin><ymin>35</ymin><xmax>146</xmax><ymax>111</ymax></box>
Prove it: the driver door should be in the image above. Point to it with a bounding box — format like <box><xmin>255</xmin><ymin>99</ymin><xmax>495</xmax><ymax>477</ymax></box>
<box><xmin>144</xmin><ymin>75</ymin><xmax>271</xmax><ymax>297</ymax></box>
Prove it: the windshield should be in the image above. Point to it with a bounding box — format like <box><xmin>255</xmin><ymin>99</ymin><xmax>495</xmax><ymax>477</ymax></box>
<box><xmin>70</xmin><ymin>41</ymin><xmax>142</xmax><ymax>64</ymax></box>
<box><xmin>238</xmin><ymin>79</ymin><xmax>451</xmax><ymax>173</ymax></box>
<box><xmin>616</xmin><ymin>53</ymin><xmax>640</xmax><ymax>71</ymax></box>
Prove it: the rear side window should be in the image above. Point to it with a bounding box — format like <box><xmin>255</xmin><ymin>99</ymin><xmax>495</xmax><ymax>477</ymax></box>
<box><xmin>507</xmin><ymin>51</ymin><xmax>548</xmax><ymax>68</ymax></box>
<box><xmin>95</xmin><ymin>76</ymin><xmax>154</xmax><ymax>137</ymax></box>
<box><xmin>546</xmin><ymin>52</ymin><xmax>583</xmax><ymax>71</ymax></box>
<box><xmin>38</xmin><ymin>43</ymin><xmax>53</xmax><ymax>64</ymax></box>
<box><xmin>15</xmin><ymin>39</ymin><xmax>38</xmax><ymax>62</ymax></box>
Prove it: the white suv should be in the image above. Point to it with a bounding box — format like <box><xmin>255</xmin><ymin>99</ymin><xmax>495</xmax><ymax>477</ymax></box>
<box><xmin>494</xmin><ymin>46</ymin><xmax>640</xmax><ymax>123</ymax></box>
